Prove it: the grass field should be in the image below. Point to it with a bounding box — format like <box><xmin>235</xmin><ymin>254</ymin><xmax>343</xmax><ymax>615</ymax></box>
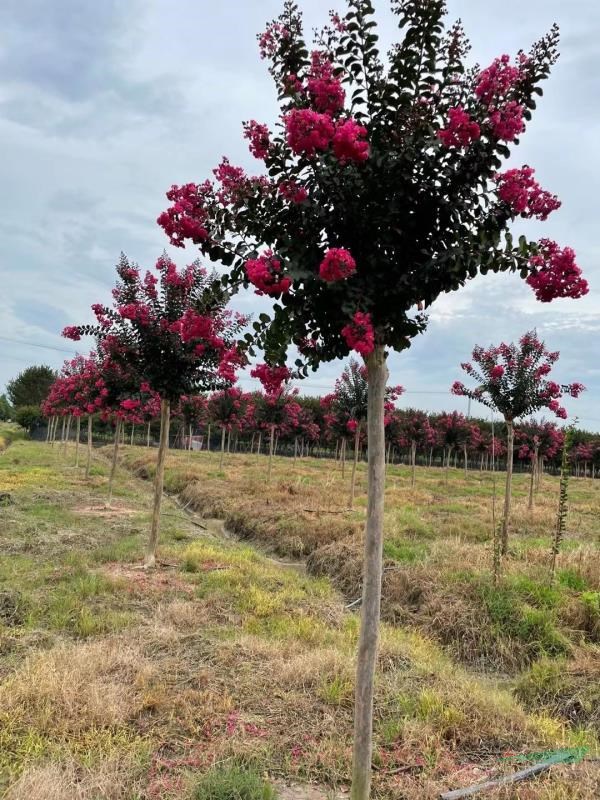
<box><xmin>1</xmin><ymin>431</ymin><xmax>600</xmax><ymax>798</ymax></box>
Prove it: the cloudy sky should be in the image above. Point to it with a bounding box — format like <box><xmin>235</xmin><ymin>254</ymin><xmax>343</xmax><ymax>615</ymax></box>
<box><xmin>1</xmin><ymin>0</ymin><xmax>598</xmax><ymax>427</ymax></box>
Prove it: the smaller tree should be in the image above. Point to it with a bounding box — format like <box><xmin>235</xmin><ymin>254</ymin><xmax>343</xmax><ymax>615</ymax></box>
<box><xmin>435</xmin><ymin>411</ymin><xmax>476</xmax><ymax>481</ymax></box>
<box><xmin>14</xmin><ymin>405</ymin><xmax>43</xmax><ymax>433</ymax></box>
<box><xmin>393</xmin><ymin>409</ymin><xmax>435</xmax><ymax>486</ymax></box>
<box><xmin>208</xmin><ymin>387</ymin><xmax>255</xmax><ymax>468</ymax></box>
<box><xmin>324</xmin><ymin>360</ymin><xmax>402</xmax><ymax>506</ymax></box>
<box><xmin>63</xmin><ymin>254</ymin><xmax>247</xmax><ymax>567</ymax></box>
<box><xmin>451</xmin><ymin>330</ymin><xmax>584</xmax><ymax>553</ymax></box>
<box><xmin>0</xmin><ymin>394</ymin><xmax>13</xmax><ymax>421</ymax></box>
<box><xmin>516</xmin><ymin>419</ymin><xmax>563</xmax><ymax>506</ymax></box>
<box><xmin>178</xmin><ymin>394</ymin><xmax>209</xmax><ymax>450</ymax></box>
<box><xmin>7</xmin><ymin>365</ymin><xmax>56</xmax><ymax>408</ymax></box>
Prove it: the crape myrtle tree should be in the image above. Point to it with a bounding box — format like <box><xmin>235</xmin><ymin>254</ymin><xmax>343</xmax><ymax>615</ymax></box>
<box><xmin>435</xmin><ymin>411</ymin><xmax>477</xmax><ymax>480</ymax></box>
<box><xmin>451</xmin><ymin>331</ymin><xmax>584</xmax><ymax>554</ymax></box>
<box><xmin>208</xmin><ymin>386</ymin><xmax>255</xmax><ymax>468</ymax></box>
<box><xmin>178</xmin><ymin>394</ymin><xmax>209</xmax><ymax>450</ymax></box>
<box><xmin>156</xmin><ymin>2</ymin><xmax>588</xmax><ymax>795</ymax></box>
<box><xmin>251</xmin><ymin>364</ymin><xmax>303</xmax><ymax>481</ymax></box>
<box><xmin>517</xmin><ymin>419</ymin><xmax>563</xmax><ymax>507</ymax></box>
<box><xmin>324</xmin><ymin>359</ymin><xmax>402</xmax><ymax>506</ymax></box>
<box><xmin>63</xmin><ymin>254</ymin><xmax>246</xmax><ymax>567</ymax></box>
<box><xmin>394</xmin><ymin>408</ymin><xmax>435</xmax><ymax>486</ymax></box>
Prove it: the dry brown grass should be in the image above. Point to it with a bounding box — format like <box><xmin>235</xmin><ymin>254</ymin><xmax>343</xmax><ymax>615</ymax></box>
<box><xmin>3</xmin><ymin>755</ymin><xmax>145</xmax><ymax>800</ymax></box>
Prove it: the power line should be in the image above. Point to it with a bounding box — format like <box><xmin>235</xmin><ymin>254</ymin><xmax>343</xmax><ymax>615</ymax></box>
<box><xmin>0</xmin><ymin>335</ymin><xmax>78</xmax><ymax>356</ymax></box>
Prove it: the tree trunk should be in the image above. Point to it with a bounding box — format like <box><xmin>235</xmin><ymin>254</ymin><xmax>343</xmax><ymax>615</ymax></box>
<box><xmin>411</xmin><ymin>441</ymin><xmax>417</xmax><ymax>487</ymax></box>
<box><xmin>463</xmin><ymin>443</ymin><xmax>468</xmax><ymax>479</ymax></box>
<box><xmin>145</xmin><ymin>399</ymin><xmax>170</xmax><ymax>568</ymax></box>
<box><xmin>257</xmin><ymin>432</ymin><xmax>262</xmax><ymax>458</ymax></box>
<box><xmin>85</xmin><ymin>415</ymin><xmax>93</xmax><ymax>478</ymax></box>
<box><xmin>528</xmin><ymin>447</ymin><xmax>539</xmax><ymax>511</ymax></box>
<box><xmin>341</xmin><ymin>438</ymin><xmax>346</xmax><ymax>479</ymax></box>
<box><xmin>206</xmin><ymin>423</ymin><xmax>211</xmax><ymax>452</ymax></box>
<box><xmin>45</xmin><ymin>419</ymin><xmax>51</xmax><ymax>443</ymax></box>
<box><xmin>445</xmin><ymin>446</ymin><xmax>452</xmax><ymax>483</ymax></box>
<box><xmin>334</xmin><ymin>439</ymin><xmax>339</xmax><ymax>464</ymax></box>
<box><xmin>59</xmin><ymin>416</ymin><xmax>66</xmax><ymax>450</ymax></box>
<box><xmin>219</xmin><ymin>427</ymin><xmax>226</xmax><ymax>470</ymax></box>
<box><xmin>130</xmin><ymin>425</ymin><xmax>135</xmax><ymax>446</ymax></box>
<box><xmin>267</xmin><ymin>425</ymin><xmax>275</xmax><ymax>483</ymax></box>
<box><xmin>349</xmin><ymin>425</ymin><xmax>361</xmax><ymax>509</ymax></box>
<box><xmin>351</xmin><ymin>346</ymin><xmax>388</xmax><ymax>800</ymax></box>
<box><xmin>64</xmin><ymin>415</ymin><xmax>73</xmax><ymax>456</ymax></box>
<box><xmin>227</xmin><ymin>428</ymin><xmax>231</xmax><ymax>453</ymax></box>
<box><xmin>107</xmin><ymin>419</ymin><xmax>122</xmax><ymax>506</ymax></box>
<box><xmin>294</xmin><ymin>437</ymin><xmax>298</xmax><ymax>465</ymax></box>
<box><xmin>75</xmin><ymin>417</ymin><xmax>81</xmax><ymax>468</ymax></box>
<box><xmin>147</xmin><ymin>422</ymin><xmax>151</xmax><ymax>447</ymax></box>
<box><xmin>189</xmin><ymin>424</ymin><xmax>193</xmax><ymax>451</ymax></box>
<box><xmin>501</xmin><ymin>420</ymin><xmax>514</xmax><ymax>555</ymax></box>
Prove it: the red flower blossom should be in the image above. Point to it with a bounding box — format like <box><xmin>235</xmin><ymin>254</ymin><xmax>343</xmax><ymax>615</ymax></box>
<box><xmin>278</xmin><ymin>180</ymin><xmax>308</xmax><ymax>204</ymax></box>
<box><xmin>243</xmin><ymin>120</ymin><xmax>271</xmax><ymax>160</ymax></box>
<box><xmin>319</xmin><ymin>248</ymin><xmax>357</xmax><ymax>282</ymax></box>
<box><xmin>488</xmin><ymin>101</ymin><xmax>524</xmax><ymax>141</ymax></box>
<box><xmin>306</xmin><ymin>51</ymin><xmax>345</xmax><ymax>114</ymax></box>
<box><xmin>475</xmin><ymin>55</ymin><xmax>523</xmax><ymax>105</ymax></box>
<box><xmin>490</xmin><ymin>365</ymin><xmax>505</xmax><ymax>379</ymax></box>
<box><xmin>332</xmin><ymin>119</ymin><xmax>369</xmax><ymax>164</ymax></box>
<box><xmin>245</xmin><ymin>250</ymin><xmax>292</xmax><ymax>297</ymax></box>
<box><xmin>342</xmin><ymin>312</ymin><xmax>375</xmax><ymax>356</ymax></box>
<box><xmin>438</xmin><ymin>106</ymin><xmax>480</xmax><ymax>148</ymax></box>
<box><xmin>251</xmin><ymin>363</ymin><xmax>292</xmax><ymax>395</ymax></box>
<box><xmin>527</xmin><ymin>239</ymin><xmax>589</xmax><ymax>302</ymax></box>
<box><xmin>157</xmin><ymin>182</ymin><xmax>211</xmax><ymax>247</ymax></box>
<box><xmin>495</xmin><ymin>167</ymin><xmax>561</xmax><ymax>221</ymax></box>
<box><xmin>284</xmin><ymin>109</ymin><xmax>335</xmax><ymax>157</ymax></box>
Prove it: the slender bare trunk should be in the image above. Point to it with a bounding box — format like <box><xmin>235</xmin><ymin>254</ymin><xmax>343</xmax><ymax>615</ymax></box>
<box><xmin>107</xmin><ymin>419</ymin><xmax>122</xmax><ymax>506</ymax></box>
<box><xmin>227</xmin><ymin>428</ymin><xmax>231</xmax><ymax>454</ymax></box>
<box><xmin>130</xmin><ymin>425</ymin><xmax>135</xmax><ymax>446</ymax></box>
<box><xmin>189</xmin><ymin>424</ymin><xmax>193</xmax><ymax>451</ymax></box>
<box><xmin>528</xmin><ymin>447</ymin><xmax>539</xmax><ymax>511</ymax></box>
<box><xmin>219</xmin><ymin>427</ymin><xmax>226</xmax><ymax>470</ymax></box>
<box><xmin>45</xmin><ymin>419</ymin><xmax>51</xmax><ymax>443</ymax></box>
<box><xmin>411</xmin><ymin>441</ymin><xmax>417</xmax><ymax>487</ymax></box>
<box><xmin>75</xmin><ymin>417</ymin><xmax>81</xmax><ymax>468</ymax></box>
<box><xmin>147</xmin><ymin>422</ymin><xmax>151</xmax><ymax>447</ymax></box>
<box><xmin>206</xmin><ymin>423</ymin><xmax>211</xmax><ymax>452</ymax></box>
<box><xmin>294</xmin><ymin>436</ymin><xmax>298</xmax><ymax>465</ymax></box>
<box><xmin>59</xmin><ymin>416</ymin><xmax>66</xmax><ymax>453</ymax></box>
<box><xmin>257</xmin><ymin>432</ymin><xmax>262</xmax><ymax>458</ymax></box>
<box><xmin>267</xmin><ymin>425</ymin><xmax>275</xmax><ymax>483</ymax></box>
<box><xmin>85</xmin><ymin>415</ymin><xmax>93</xmax><ymax>478</ymax></box>
<box><xmin>463</xmin><ymin>443</ymin><xmax>468</xmax><ymax>479</ymax></box>
<box><xmin>341</xmin><ymin>438</ymin><xmax>346</xmax><ymax>479</ymax></box>
<box><xmin>334</xmin><ymin>439</ymin><xmax>339</xmax><ymax>464</ymax></box>
<box><xmin>349</xmin><ymin>425</ymin><xmax>361</xmax><ymax>509</ymax></box>
<box><xmin>501</xmin><ymin>420</ymin><xmax>514</xmax><ymax>555</ymax></box>
<box><xmin>145</xmin><ymin>399</ymin><xmax>170</xmax><ymax>568</ymax></box>
<box><xmin>351</xmin><ymin>346</ymin><xmax>388</xmax><ymax>800</ymax></box>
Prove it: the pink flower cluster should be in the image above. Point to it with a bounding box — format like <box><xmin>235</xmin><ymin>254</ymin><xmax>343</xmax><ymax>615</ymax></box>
<box><xmin>118</xmin><ymin>302</ymin><xmax>153</xmax><ymax>326</ymax></box>
<box><xmin>284</xmin><ymin>109</ymin><xmax>369</xmax><ymax>164</ymax></box>
<box><xmin>306</xmin><ymin>51</ymin><xmax>345</xmax><ymax>114</ymax></box>
<box><xmin>495</xmin><ymin>167</ymin><xmax>561</xmax><ymax>221</ymax></box>
<box><xmin>438</xmin><ymin>106</ymin><xmax>480</xmax><ymax>148</ymax></box>
<box><xmin>475</xmin><ymin>55</ymin><xmax>524</xmax><ymax>105</ymax></box>
<box><xmin>251</xmin><ymin>363</ymin><xmax>292</xmax><ymax>395</ymax></box>
<box><xmin>332</xmin><ymin>119</ymin><xmax>369</xmax><ymax>164</ymax></box>
<box><xmin>527</xmin><ymin>239</ymin><xmax>589</xmax><ymax>302</ymax></box>
<box><xmin>62</xmin><ymin>326</ymin><xmax>81</xmax><ymax>341</ymax></box>
<box><xmin>245</xmin><ymin>250</ymin><xmax>292</xmax><ymax>297</ymax></box>
<box><xmin>490</xmin><ymin>365</ymin><xmax>505</xmax><ymax>379</ymax></box>
<box><xmin>157</xmin><ymin>182</ymin><xmax>211</xmax><ymax>248</ymax></box>
<box><xmin>285</xmin><ymin>109</ymin><xmax>335</xmax><ymax>157</ymax></box>
<box><xmin>278</xmin><ymin>180</ymin><xmax>308</xmax><ymax>204</ymax></box>
<box><xmin>243</xmin><ymin>120</ymin><xmax>271</xmax><ymax>160</ymax></box>
<box><xmin>319</xmin><ymin>248</ymin><xmax>356</xmax><ymax>282</ymax></box>
<box><xmin>341</xmin><ymin>311</ymin><xmax>375</xmax><ymax>356</ymax></box>
<box><xmin>258</xmin><ymin>22</ymin><xmax>289</xmax><ymax>59</ymax></box>
<box><xmin>488</xmin><ymin>101</ymin><xmax>524</xmax><ymax>142</ymax></box>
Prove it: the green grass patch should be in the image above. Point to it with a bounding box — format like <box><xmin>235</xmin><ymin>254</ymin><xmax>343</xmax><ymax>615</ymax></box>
<box><xmin>192</xmin><ymin>763</ymin><xmax>277</xmax><ymax>800</ymax></box>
